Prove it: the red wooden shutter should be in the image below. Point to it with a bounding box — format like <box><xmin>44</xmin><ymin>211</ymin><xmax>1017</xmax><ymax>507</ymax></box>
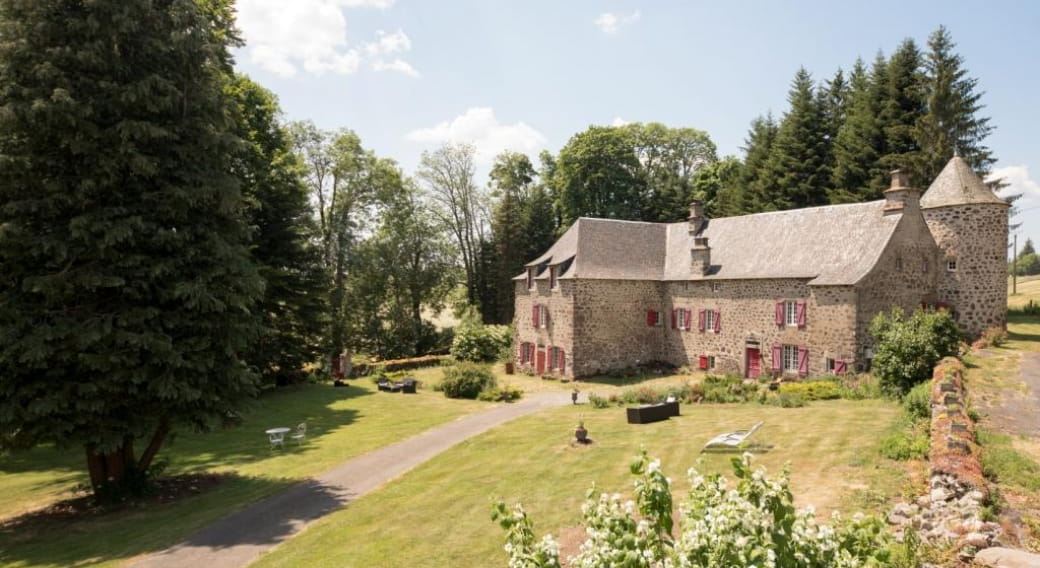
<box><xmin>798</xmin><ymin>346</ymin><xmax>808</xmax><ymax>377</ymax></box>
<box><xmin>698</xmin><ymin>309</ymin><xmax>706</xmax><ymax>332</ymax></box>
<box><xmin>772</xmin><ymin>344</ymin><xmax>781</xmax><ymax>371</ymax></box>
<box><xmin>796</xmin><ymin>300</ymin><xmax>806</xmax><ymax>328</ymax></box>
<box><xmin>559</xmin><ymin>349</ymin><xmax>566</xmax><ymax>373</ymax></box>
<box><xmin>532</xmin><ymin>304</ymin><xmax>538</xmax><ymax>326</ymax></box>
<box><xmin>775</xmin><ymin>300</ymin><xmax>784</xmax><ymax>326</ymax></box>
<box><xmin>671</xmin><ymin>309</ymin><xmax>677</xmax><ymax>329</ymax></box>
<box><xmin>713</xmin><ymin>310</ymin><xmax>721</xmax><ymax>333</ymax></box>
<box><xmin>698</xmin><ymin>355</ymin><xmax>708</xmax><ymax>370</ymax></box>
<box><xmin>835</xmin><ymin>360</ymin><xmax>847</xmax><ymax>374</ymax></box>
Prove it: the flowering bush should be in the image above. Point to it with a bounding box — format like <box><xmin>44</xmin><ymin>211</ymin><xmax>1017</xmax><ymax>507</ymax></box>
<box><xmin>494</xmin><ymin>453</ymin><xmax>903</xmax><ymax>567</ymax></box>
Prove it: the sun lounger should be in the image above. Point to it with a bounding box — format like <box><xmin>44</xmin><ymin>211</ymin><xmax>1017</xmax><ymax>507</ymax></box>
<box><xmin>701</xmin><ymin>421</ymin><xmax>763</xmax><ymax>451</ymax></box>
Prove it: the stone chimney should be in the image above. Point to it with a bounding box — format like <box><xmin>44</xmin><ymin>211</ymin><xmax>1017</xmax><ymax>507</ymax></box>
<box><xmin>688</xmin><ymin>201</ymin><xmax>706</xmax><ymax>235</ymax></box>
<box><xmin>691</xmin><ymin>236</ymin><xmax>711</xmax><ymax>276</ymax></box>
<box><xmin>883</xmin><ymin>169</ymin><xmax>921</xmax><ymax>215</ymax></box>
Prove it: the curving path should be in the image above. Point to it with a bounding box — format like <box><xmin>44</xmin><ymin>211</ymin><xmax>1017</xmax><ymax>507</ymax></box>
<box><xmin>129</xmin><ymin>391</ymin><xmax>573</xmax><ymax>568</ymax></box>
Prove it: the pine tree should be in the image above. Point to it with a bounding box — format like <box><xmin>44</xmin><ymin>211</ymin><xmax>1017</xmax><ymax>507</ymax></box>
<box><xmin>488</xmin><ymin>152</ymin><xmax>537</xmax><ymax>324</ymax></box>
<box><xmin>0</xmin><ymin>0</ymin><xmax>262</xmax><ymax>496</ymax></box>
<box><xmin>760</xmin><ymin>68</ymin><xmax>831</xmax><ymax>210</ymax></box>
<box><xmin>227</xmin><ymin>76</ymin><xmax>327</xmax><ymax>386</ymax></box>
<box><xmin>879</xmin><ymin>39</ymin><xmax>928</xmax><ymax>185</ymax></box>
<box><xmin>831</xmin><ymin>56</ymin><xmax>889</xmax><ymax>202</ymax></box>
<box><xmin>916</xmin><ymin>25</ymin><xmax>994</xmax><ymax>181</ymax></box>
<box><xmin>719</xmin><ymin>114</ymin><xmax>778</xmax><ymax>215</ymax></box>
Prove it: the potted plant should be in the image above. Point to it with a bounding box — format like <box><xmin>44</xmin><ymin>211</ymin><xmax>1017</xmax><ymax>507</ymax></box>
<box><xmin>575</xmin><ymin>421</ymin><xmax>588</xmax><ymax>443</ymax></box>
<box><xmin>500</xmin><ymin>343</ymin><xmax>515</xmax><ymax>374</ymax></box>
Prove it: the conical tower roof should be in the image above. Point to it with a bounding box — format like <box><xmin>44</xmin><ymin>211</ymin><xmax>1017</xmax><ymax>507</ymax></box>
<box><xmin>920</xmin><ymin>155</ymin><xmax>1008</xmax><ymax>209</ymax></box>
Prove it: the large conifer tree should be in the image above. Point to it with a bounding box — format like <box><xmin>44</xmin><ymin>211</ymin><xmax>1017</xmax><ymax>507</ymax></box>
<box><xmin>0</xmin><ymin>0</ymin><xmax>262</xmax><ymax>495</ymax></box>
<box><xmin>879</xmin><ymin>39</ymin><xmax>928</xmax><ymax>184</ymax></box>
<box><xmin>831</xmin><ymin>56</ymin><xmax>888</xmax><ymax>202</ymax></box>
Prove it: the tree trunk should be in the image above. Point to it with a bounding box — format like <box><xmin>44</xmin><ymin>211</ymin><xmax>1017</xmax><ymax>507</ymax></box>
<box><xmin>85</xmin><ymin>437</ymin><xmax>134</xmax><ymax>495</ymax></box>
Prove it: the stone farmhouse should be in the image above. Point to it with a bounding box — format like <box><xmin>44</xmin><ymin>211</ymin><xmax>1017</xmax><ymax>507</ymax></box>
<box><xmin>513</xmin><ymin>156</ymin><xmax>1008</xmax><ymax>379</ymax></box>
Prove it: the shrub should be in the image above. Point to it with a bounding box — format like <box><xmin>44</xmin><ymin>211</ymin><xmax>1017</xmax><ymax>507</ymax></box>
<box><xmin>839</xmin><ymin>374</ymin><xmax>884</xmax><ymax>400</ymax></box>
<box><xmin>701</xmin><ymin>374</ymin><xmax>758</xmax><ymax>403</ymax></box>
<box><xmin>778</xmin><ymin>379</ymin><xmax>842</xmax><ymax>401</ymax></box>
<box><xmin>436</xmin><ymin>363</ymin><xmax>496</xmax><ymax>399</ymax></box>
<box><xmin>879</xmin><ymin>420</ymin><xmax>930</xmax><ymax>461</ymax></box>
<box><xmin>1009</xmin><ymin>299</ymin><xmax>1040</xmax><ymax>316</ymax></box>
<box><xmin>450</xmin><ymin>324</ymin><xmax>512</xmax><ymax>363</ymax></box>
<box><xmin>902</xmin><ymin>382</ymin><xmax>932</xmax><ymax>421</ymax></box>
<box><xmin>476</xmin><ymin>383</ymin><xmax>523</xmax><ymax>402</ymax></box>
<box><xmin>972</xmin><ymin>326</ymin><xmax>1008</xmax><ymax>350</ymax></box>
<box><xmin>870</xmin><ymin>307</ymin><xmax>961</xmax><ymax>394</ymax></box>
<box><xmin>766</xmin><ymin>392</ymin><xmax>807</xmax><ymax>408</ymax></box>
<box><xmin>494</xmin><ymin>452</ymin><xmax>904</xmax><ymax>568</ymax></box>
<box><xmin>587</xmin><ymin>392</ymin><xmax>610</xmax><ymax>409</ymax></box>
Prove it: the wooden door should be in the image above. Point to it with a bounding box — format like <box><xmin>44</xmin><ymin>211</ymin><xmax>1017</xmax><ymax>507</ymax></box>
<box><xmin>536</xmin><ymin>347</ymin><xmax>546</xmax><ymax>375</ymax></box>
<box><xmin>746</xmin><ymin>348</ymin><xmax>761</xmax><ymax>379</ymax></box>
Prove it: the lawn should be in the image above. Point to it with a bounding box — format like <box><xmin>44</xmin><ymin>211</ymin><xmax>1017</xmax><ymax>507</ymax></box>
<box><xmin>252</xmin><ymin>398</ymin><xmax>911</xmax><ymax>568</ymax></box>
<box><xmin>0</xmin><ymin>380</ymin><xmax>485</xmax><ymax>568</ymax></box>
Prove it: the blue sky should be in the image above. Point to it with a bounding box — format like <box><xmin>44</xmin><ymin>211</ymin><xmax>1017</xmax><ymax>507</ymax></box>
<box><xmin>233</xmin><ymin>0</ymin><xmax>1040</xmax><ymax>253</ymax></box>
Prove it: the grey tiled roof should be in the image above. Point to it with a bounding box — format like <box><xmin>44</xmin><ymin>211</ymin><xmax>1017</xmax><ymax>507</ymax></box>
<box><xmin>518</xmin><ymin>199</ymin><xmax>904</xmax><ymax>286</ymax></box>
<box><xmin>920</xmin><ymin>156</ymin><xmax>1008</xmax><ymax>209</ymax></box>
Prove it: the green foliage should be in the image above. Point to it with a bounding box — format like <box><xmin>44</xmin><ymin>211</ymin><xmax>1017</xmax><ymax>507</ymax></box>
<box><xmin>1009</xmin><ymin>299</ymin><xmax>1040</xmax><ymax>317</ymax></box>
<box><xmin>477</xmin><ymin>383</ymin><xmax>523</xmax><ymax>403</ymax></box>
<box><xmin>838</xmin><ymin>374</ymin><xmax>885</xmax><ymax>400</ymax></box>
<box><xmin>0</xmin><ymin>0</ymin><xmax>262</xmax><ymax>493</ymax></box>
<box><xmin>869</xmin><ymin>307</ymin><xmax>961</xmax><ymax>394</ymax></box>
<box><xmin>451</xmin><ymin>324</ymin><xmax>512</xmax><ymax>363</ymax></box>
<box><xmin>978</xmin><ymin>430</ymin><xmax>1040</xmax><ymax>492</ymax></box>
<box><xmin>495</xmin><ymin>452</ymin><xmax>901</xmax><ymax>567</ymax></box>
<box><xmin>436</xmin><ymin>363</ymin><xmax>497</xmax><ymax>400</ymax></box>
<box><xmin>902</xmin><ymin>382</ymin><xmax>933</xmax><ymax>421</ymax></box>
<box><xmin>778</xmin><ymin>379</ymin><xmax>843</xmax><ymax>401</ymax></box>
<box><xmin>879</xmin><ymin>419</ymin><xmax>930</xmax><ymax>461</ymax></box>
<box><xmin>587</xmin><ymin>393</ymin><xmax>610</xmax><ymax>409</ymax></box>
<box><xmin>702</xmin><ymin>374</ymin><xmax>760</xmax><ymax>403</ymax></box>
<box><xmin>227</xmin><ymin>75</ymin><xmax>327</xmax><ymax>386</ymax></box>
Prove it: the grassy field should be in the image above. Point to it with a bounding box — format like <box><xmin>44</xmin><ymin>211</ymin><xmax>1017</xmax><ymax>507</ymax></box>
<box><xmin>251</xmin><ymin>399</ymin><xmax>911</xmax><ymax>568</ymax></box>
<box><xmin>0</xmin><ymin>380</ymin><xmax>485</xmax><ymax>568</ymax></box>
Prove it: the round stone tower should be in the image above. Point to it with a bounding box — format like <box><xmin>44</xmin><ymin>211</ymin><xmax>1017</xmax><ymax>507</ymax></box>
<box><xmin>921</xmin><ymin>156</ymin><xmax>1009</xmax><ymax>337</ymax></box>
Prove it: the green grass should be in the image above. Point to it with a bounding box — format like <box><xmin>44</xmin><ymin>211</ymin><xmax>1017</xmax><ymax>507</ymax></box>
<box><xmin>978</xmin><ymin>429</ymin><xmax>1040</xmax><ymax>493</ymax></box>
<box><xmin>252</xmin><ymin>399</ymin><xmax>909</xmax><ymax>568</ymax></box>
<box><xmin>0</xmin><ymin>380</ymin><xmax>484</xmax><ymax>568</ymax></box>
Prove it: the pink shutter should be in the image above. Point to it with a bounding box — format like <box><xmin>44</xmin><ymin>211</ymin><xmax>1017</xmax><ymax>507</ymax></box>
<box><xmin>698</xmin><ymin>309</ymin><xmax>705</xmax><ymax>332</ymax></box>
<box><xmin>646</xmin><ymin>310</ymin><xmax>654</xmax><ymax>327</ymax></box>
<box><xmin>775</xmin><ymin>300</ymin><xmax>784</xmax><ymax>326</ymax></box>
<box><xmin>835</xmin><ymin>360</ymin><xmax>847</xmax><ymax>374</ymax></box>
<box><xmin>796</xmin><ymin>300</ymin><xmax>806</xmax><ymax>328</ymax></box>
<box><xmin>772</xmin><ymin>344</ymin><xmax>781</xmax><ymax>371</ymax></box>
<box><xmin>798</xmin><ymin>346</ymin><xmax>808</xmax><ymax>377</ymax></box>
<box><xmin>671</xmin><ymin>309</ymin><xmax>677</xmax><ymax>329</ymax></box>
<box><xmin>532</xmin><ymin>304</ymin><xmax>538</xmax><ymax>326</ymax></box>
<box><xmin>560</xmin><ymin>349</ymin><xmax>566</xmax><ymax>373</ymax></box>
<box><xmin>713</xmin><ymin>310</ymin><xmax>721</xmax><ymax>333</ymax></box>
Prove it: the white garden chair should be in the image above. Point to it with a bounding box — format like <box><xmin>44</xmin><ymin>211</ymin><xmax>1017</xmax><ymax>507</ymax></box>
<box><xmin>290</xmin><ymin>422</ymin><xmax>307</xmax><ymax>444</ymax></box>
<box><xmin>701</xmin><ymin>421</ymin><xmax>764</xmax><ymax>452</ymax></box>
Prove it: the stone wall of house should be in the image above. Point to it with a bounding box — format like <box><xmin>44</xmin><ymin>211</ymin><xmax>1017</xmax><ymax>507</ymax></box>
<box><xmin>569</xmin><ymin>279</ymin><xmax>667</xmax><ymax>377</ymax></box>
<box><xmin>924</xmin><ymin>204</ymin><xmax>1009</xmax><ymax>337</ymax></box>
<box><xmin>856</xmin><ymin>213</ymin><xmax>940</xmax><ymax>357</ymax></box>
<box><xmin>662</xmin><ymin>279</ymin><xmax>858</xmax><ymax>377</ymax></box>
<box><xmin>514</xmin><ymin>279</ymin><xmax>575</xmax><ymax>377</ymax></box>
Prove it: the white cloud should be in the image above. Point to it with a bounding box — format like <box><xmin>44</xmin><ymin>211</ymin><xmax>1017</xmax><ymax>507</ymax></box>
<box><xmin>989</xmin><ymin>165</ymin><xmax>1040</xmax><ymax>207</ymax></box>
<box><xmin>593</xmin><ymin>10</ymin><xmax>641</xmax><ymax>34</ymax></box>
<box><xmin>236</xmin><ymin>0</ymin><xmax>416</xmax><ymax>77</ymax></box>
<box><xmin>405</xmin><ymin>107</ymin><xmax>547</xmax><ymax>162</ymax></box>
<box><xmin>611</xmin><ymin>116</ymin><xmax>630</xmax><ymax>127</ymax></box>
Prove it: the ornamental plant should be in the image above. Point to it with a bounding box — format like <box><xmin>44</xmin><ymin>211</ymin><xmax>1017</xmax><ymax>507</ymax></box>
<box><xmin>494</xmin><ymin>453</ymin><xmax>904</xmax><ymax>568</ymax></box>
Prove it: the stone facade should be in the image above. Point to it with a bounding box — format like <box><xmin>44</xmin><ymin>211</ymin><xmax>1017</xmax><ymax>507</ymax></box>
<box><xmin>514</xmin><ymin>160</ymin><xmax>1006</xmax><ymax>379</ymax></box>
<box><xmin>924</xmin><ymin>204</ymin><xmax>1009</xmax><ymax>337</ymax></box>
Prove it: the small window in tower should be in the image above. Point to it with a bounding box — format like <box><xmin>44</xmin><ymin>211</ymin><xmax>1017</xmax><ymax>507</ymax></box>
<box><xmin>947</xmin><ymin>259</ymin><xmax>957</xmax><ymax>272</ymax></box>
<box><xmin>895</xmin><ymin>255</ymin><xmax>903</xmax><ymax>272</ymax></box>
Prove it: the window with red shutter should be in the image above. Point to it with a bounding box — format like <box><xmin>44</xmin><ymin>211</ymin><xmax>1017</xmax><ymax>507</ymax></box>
<box><xmin>698</xmin><ymin>309</ymin><xmax>705</xmax><ymax>332</ymax></box>
<box><xmin>698</xmin><ymin>355</ymin><xmax>708</xmax><ymax>370</ymax></box>
<box><xmin>796</xmin><ymin>300</ymin><xmax>806</xmax><ymax>328</ymax></box>
<box><xmin>835</xmin><ymin>360</ymin><xmax>847</xmax><ymax>374</ymax></box>
<box><xmin>646</xmin><ymin>310</ymin><xmax>654</xmax><ymax>327</ymax></box>
<box><xmin>798</xmin><ymin>346</ymin><xmax>808</xmax><ymax>377</ymax></box>
<box><xmin>775</xmin><ymin>300</ymin><xmax>784</xmax><ymax>326</ymax></box>
<box><xmin>772</xmin><ymin>344</ymin><xmax>782</xmax><ymax>371</ymax></box>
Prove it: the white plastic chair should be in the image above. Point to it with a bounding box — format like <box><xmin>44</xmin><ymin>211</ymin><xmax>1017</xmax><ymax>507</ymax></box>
<box><xmin>267</xmin><ymin>430</ymin><xmax>286</xmax><ymax>450</ymax></box>
<box><xmin>290</xmin><ymin>422</ymin><xmax>307</xmax><ymax>444</ymax></box>
<box><xmin>701</xmin><ymin>421</ymin><xmax>764</xmax><ymax>452</ymax></box>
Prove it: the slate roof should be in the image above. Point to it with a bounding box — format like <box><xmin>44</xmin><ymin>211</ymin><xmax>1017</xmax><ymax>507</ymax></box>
<box><xmin>920</xmin><ymin>156</ymin><xmax>1008</xmax><ymax>209</ymax></box>
<box><xmin>518</xmin><ymin>199</ymin><xmax>904</xmax><ymax>286</ymax></box>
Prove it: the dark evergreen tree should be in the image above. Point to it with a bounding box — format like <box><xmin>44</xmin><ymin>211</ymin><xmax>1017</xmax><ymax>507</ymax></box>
<box><xmin>831</xmin><ymin>57</ymin><xmax>886</xmax><ymax>202</ymax></box>
<box><xmin>227</xmin><ymin>76</ymin><xmax>326</xmax><ymax>386</ymax></box>
<box><xmin>716</xmin><ymin>114</ymin><xmax>778</xmax><ymax>216</ymax></box>
<box><xmin>819</xmin><ymin>68</ymin><xmax>849</xmax><ymax>186</ymax></box>
<box><xmin>760</xmin><ymin>68</ymin><xmax>831</xmax><ymax>210</ymax></box>
<box><xmin>0</xmin><ymin>0</ymin><xmax>262</xmax><ymax>495</ymax></box>
<box><xmin>488</xmin><ymin>151</ymin><xmax>537</xmax><ymax>324</ymax></box>
<box><xmin>917</xmin><ymin>25</ymin><xmax>994</xmax><ymax>181</ymax></box>
<box><xmin>879</xmin><ymin>39</ymin><xmax>927</xmax><ymax>184</ymax></box>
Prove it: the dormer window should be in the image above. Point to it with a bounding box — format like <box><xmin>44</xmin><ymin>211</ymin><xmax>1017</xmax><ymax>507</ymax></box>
<box><xmin>527</xmin><ymin>268</ymin><xmax>534</xmax><ymax>290</ymax></box>
<box><xmin>549</xmin><ymin>266</ymin><xmax>557</xmax><ymax>289</ymax></box>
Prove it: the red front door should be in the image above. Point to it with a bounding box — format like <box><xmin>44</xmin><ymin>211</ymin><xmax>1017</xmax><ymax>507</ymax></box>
<box><xmin>746</xmin><ymin>348</ymin><xmax>761</xmax><ymax>379</ymax></box>
<box><xmin>536</xmin><ymin>348</ymin><xmax>546</xmax><ymax>375</ymax></box>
